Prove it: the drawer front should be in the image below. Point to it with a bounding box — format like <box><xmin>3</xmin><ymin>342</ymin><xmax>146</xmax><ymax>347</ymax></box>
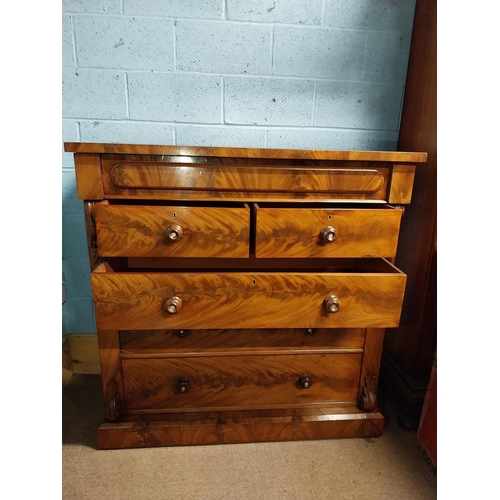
<box><xmin>91</xmin><ymin>264</ymin><xmax>406</xmax><ymax>330</ymax></box>
<box><xmin>120</xmin><ymin>328</ymin><xmax>366</xmax><ymax>356</ymax></box>
<box><xmin>101</xmin><ymin>158</ymin><xmax>390</xmax><ymax>202</ymax></box>
<box><xmin>255</xmin><ymin>206</ymin><xmax>402</xmax><ymax>258</ymax></box>
<box><xmin>122</xmin><ymin>354</ymin><xmax>362</xmax><ymax>411</ymax></box>
<box><xmin>95</xmin><ymin>204</ymin><xmax>249</xmax><ymax>258</ymax></box>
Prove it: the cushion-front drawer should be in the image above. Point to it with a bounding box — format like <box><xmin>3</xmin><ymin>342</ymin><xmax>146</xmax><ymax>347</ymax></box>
<box><xmin>255</xmin><ymin>205</ymin><xmax>403</xmax><ymax>258</ymax></box>
<box><xmin>91</xmin><ymin>259</ymin><xmax>406</xmax><ymax>330</ymax></box>
<box><xmin>122</xmin><ymin>354</ymin><xmax>361</xmax><ymax>412</ymax></box>
<box><xmin>94</xmin><ymin>204</ymin><xmax>250</xmax><ymax>258</ymax></box>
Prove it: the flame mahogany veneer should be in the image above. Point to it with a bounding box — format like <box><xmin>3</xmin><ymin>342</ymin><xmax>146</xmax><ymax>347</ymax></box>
<box><xmin>65</xmin><ymin>142</ymin><xmax>426</xmax><ymax>449</ymax></box>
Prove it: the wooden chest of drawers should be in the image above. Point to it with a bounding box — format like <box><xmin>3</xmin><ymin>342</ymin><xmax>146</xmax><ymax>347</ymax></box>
<box><xmin>64</xmin><ymin>142</ymin><xmax>426</xmax><ymax>449</ymax></box>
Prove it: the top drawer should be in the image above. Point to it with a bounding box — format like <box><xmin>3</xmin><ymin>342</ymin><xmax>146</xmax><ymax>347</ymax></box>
<box><xmin>100</xmin><ymin>156</ymin><xmax>395</xmax><ymax>203</ymax></box>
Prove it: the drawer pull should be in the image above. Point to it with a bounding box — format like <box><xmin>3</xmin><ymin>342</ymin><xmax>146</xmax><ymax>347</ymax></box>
<box><xmin>323</xmin><ymin>295</ymin><xmax>340</xmax><ymax>313</ymax></box>
<box><xmin>298</xmin><ymin>374</ymin><xmax>313</xmax><ymax>389</ymax></box>
<box><xmin>165</xmin><ymin>224</ymin><xmax>184</xmax><ymax>242</ymax></box>
<box><xmin>176</xmin><ymin>378</ymin><xmax>190</xmax><ymax>394</ymax></box>
<box><xmin>304</xmin><ymin>328</ymin><xmax>316</xmax><ymax>336</ymax></box>
<box><xmin>164</xmin><ymin>297</ymin><xmax>183</xmax><ymax>314</ymax></box>
<box><xmin>320</xmin><ymin>226</ymin><xmax>337</xmax><ymax>243</ymax></box>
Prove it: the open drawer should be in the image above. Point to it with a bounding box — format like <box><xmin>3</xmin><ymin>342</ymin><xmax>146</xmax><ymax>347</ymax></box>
<box><xmin>93</xmin><ymin>201</ymin><xmax>250</xmax><ymax>258</ymax></box>
<box><xmin>91</xmin><ymin>258</ymin><xmax>407</xmax><ymax>330</ymax></box>
<box><xmin>254</xmin><ymin>203</ymin><xmax>403</xmax><ymax>258</ymax></box>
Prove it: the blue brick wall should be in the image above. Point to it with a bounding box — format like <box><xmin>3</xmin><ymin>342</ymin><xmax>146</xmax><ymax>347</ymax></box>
<box><xmin>62</xmin><ymin>0</ymin><xmax>416</xmax><ymax>334</ymax></box>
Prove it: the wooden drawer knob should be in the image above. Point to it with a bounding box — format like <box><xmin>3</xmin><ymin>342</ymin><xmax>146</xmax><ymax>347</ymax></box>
<box><xmin>164</xmin><ymin>297</ymin><xmax>183</xmax><ymax>314</ymax></box>
<box><xmin>298</xmin><ymin>374</ymin><xmax>313</xmax><ymax>389</ymax></box>
<box><xmin>320</xmin><ymin>225</ymin><xmax>337</xmax><ymax>243</ymax></box>
<box><xmin>176</xmin><ymin>378</ymin><xmax>190</xmax><ymax>394</ymax></box>
<box><xmin>323</xmin><ymin>295</ymin><xmax>340</xmax><ymax>313</ymax></box>
<box><xmin>165</xmin><ymin>224</ymin><xmax>184</xmax><ymax>242</ymax></box>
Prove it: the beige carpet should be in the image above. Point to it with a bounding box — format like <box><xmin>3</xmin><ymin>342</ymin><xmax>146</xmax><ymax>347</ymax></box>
<box><xmin>63</xmin><ymin>374</ymin><xmax>436</xmax><ymax>500</ymax></box>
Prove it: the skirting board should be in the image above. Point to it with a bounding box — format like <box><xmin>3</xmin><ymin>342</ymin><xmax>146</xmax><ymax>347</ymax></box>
<box><xmin>62</xmin><ymin>334</ymin><xmax>100</xmax><ymax>384</ymax></box>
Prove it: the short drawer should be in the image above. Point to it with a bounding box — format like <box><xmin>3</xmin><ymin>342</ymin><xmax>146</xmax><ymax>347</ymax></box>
<box><xmin>122</xmin><ymin>353</ymin><xmax>362</xmax><ymax>412</ymax></box>
<box><xmin>119</xmin><ymin>328</ymin><xmax>366</xmax><ymax>356</ymax></box>
<box><xmin>94</xmin><ymin>203</ymin><xmax>250</xmax><ymax>258</ymax></box>
<box><xmin>91</xmin><ymin>259</ymin><xmax>406</xmax><ymax>330</ymax></box>
<box><xmin>255</xmin><ymin>204</ymin><xmax>403</xmax><ymax>258</ymax></box>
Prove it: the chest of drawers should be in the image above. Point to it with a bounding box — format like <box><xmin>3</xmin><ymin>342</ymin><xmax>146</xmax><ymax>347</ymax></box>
<box><xmin>64</xmin><ymin>142</ymin><xmax>426</xmax><ymax>449</ymax></box>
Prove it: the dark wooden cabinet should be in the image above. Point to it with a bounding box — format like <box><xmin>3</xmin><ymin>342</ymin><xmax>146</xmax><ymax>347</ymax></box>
<box><xmin>380</xmin><ymin>0</ymin><xmax>437</xmax><ymax>427</ymax></box>
<box><xmin>65</xmin><ymin>143</ymin><xmax>426</xmax><ymax>449</ymax></box>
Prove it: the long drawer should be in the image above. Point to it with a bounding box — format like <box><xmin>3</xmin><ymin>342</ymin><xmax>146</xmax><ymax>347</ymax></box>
<box><xmin>119</xmin><ymin>328</ymin><xmax>366</xmax><ymax>356</ymax></box>
<box><xmin>122</xmin><ymin>353</ymin><xmax>362</xmax><ymax>412</ymax></box>
<box><xmin>101</xmin><ymin>157</ymin><xmax>392</xmax><ymax>202</ymax></box>
<box><xmin>91</xmin><ymin>259</ymin><xmax>406</xmax><ymax>330</ymax></box>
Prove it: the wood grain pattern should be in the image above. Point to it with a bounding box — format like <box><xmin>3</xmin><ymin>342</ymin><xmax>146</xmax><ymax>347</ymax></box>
<box><xmin>64</xmin><ymin>142</ymin><xmax>427</xmax><ymax>163</ymax></box>
<box><xmin>65</xmin><ymin>141</ymin><xmax>424</xmax><ymax>447</ymax></box>
<box><xmin>357</xmin><ymin>328</ymin><xmax>385</xmax><ymax>411</ymax></box>
<box><xmin>96</xmin><ymin>407</ymin><xmax>385</xmax><ymax>449</ymax></box>
<box><xmin>101</xmin><ymin>159</ymin><xmax>392</xmax><ymax>202</ymax></box>
<box><xmin>95</xmin><ymin>204</ymin><xmax>250</xmax><ymax>258</ymax></box>
<box><xmin>74</xmin><ymin>153</ymin><xmax>104</xmax><ymax>200</ymax></box>
<box><xmin>255</xmin><ymin>205</ymin><xmax>402</xmax><ymax>258</ymax></box>
<box><xmin>96</xmin><ymin>330</ymin><xmax>124</xmax><ymax>422</ymax></box>
<box><xmin>119</xmin><ymin>328</ymin><xmax>366</xmax><ymax>356</ymax></box>
<box><xmin>122</xmin><ymin>353</ymin><xmax>361</xmax><ymax>411</ymax></box>
<box><xmin>388</xmin><ymin>165</ymin><xmax>416</xmax><ymax>204</ymax></box>
<box><xmin>91</xmin><ymin>265</ymin><xmax>406</xmax><ymax>330</ymax></box>
<box><xmin>108</xmin><ymin>163</ymin><xmax>385</xmax><ymax>193</ymax></box>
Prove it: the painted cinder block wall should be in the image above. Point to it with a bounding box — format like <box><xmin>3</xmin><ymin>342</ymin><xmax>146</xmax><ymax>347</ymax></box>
<box><xmin>62</xmin><ymin>0</ymin><xmax>416</xmax><ymax>334</ymax></box>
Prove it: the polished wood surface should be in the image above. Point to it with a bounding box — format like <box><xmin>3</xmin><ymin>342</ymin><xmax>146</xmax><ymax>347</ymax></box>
<box><xmin>388</xmin><ymin>165</ymin><xmax>416</xmax><ymax>204</ymax></box>
<box><xmin>74</xmin><ymin>153</ymin><xmax>104</xmax><ymax>200</ymax></box>
<box><xmin>107</xmin><ymin>162</ymin><xmax>385</xmax><ymax>193</ymax></box>
<box><xmin>97</xmin><ymin>407</ymin><xmax>384</xmax><ymax>449</ymax></box>
<box><xmin>255</xmin><ymin>205</ymin><xmax>402</xmax><ymax>258</ymax></box>
<box><xmin>91</xmin><ymin>267</ymin><xmax>406</xmax><ymax>330</ymax></box>
<box><xmin>66</xmin><ymin>141</ymin><xmax>422</xmax><ymax>448</ymax></box>
<box><xmin>122</xmin><ymin>353</ymin><xmax>361</xmax><ymax>411</ymax></box>
<box><xmin>65</xmin><ymin>142</ymin><xmax>427</xmax><ymax>163</ymax></box>
<box><xmin>95</xmin><ymin>204</ymin><xmax>250</xmax><ymax>258</ymax></box>
<box><xmin>96</xmin><ymin>330</ymin><xmax>124</xmax><ymax>422</ymax></box>
<box><xmin>119</xmin><ymin>328</ymin><xmax>366</xmax><ymax>356</ymax></box>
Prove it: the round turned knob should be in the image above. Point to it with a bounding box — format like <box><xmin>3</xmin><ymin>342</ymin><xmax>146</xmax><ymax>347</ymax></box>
<box><xmin>176</xmin><ymin>329</ymin><xmax>189</xmax><ymax>338</ymax></box>
<box><xmin>164</xmin><ymin>297</ymin><xmax>183</xmax><ymax>315</ymax></box>
<box><xmin>165</xmin><ymin>224</ymin><xmax>184</xmax><ymax>242</ymax></box>
<box><xmin>320</xmin><ymin>226</ymin><xmax>337</xmax><ymax>243</ymax></box>
<box><xmin>323</xmin><ymin>295</ymin><xmax>340</xmax><ymax>313</ymax></box>
<box><xmin>177</xmin><ymin>378</ymin><xmax>190</xmax><ymax>394</ymax></box>
<box><xmin>304</xmin><ymin>328</ymin><xmax>316</xmax><ymax>336</ymax></box>
<box><xmin>298</xmin><ymin>374</ymin><xmax>313</xmax><ymax>389</ymax></box>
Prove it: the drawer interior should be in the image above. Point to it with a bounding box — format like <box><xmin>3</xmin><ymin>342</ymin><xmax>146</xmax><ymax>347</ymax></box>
<box><xmin>99</xmin><ymin>256</ymin><xmax>405</xmax><ymax>274</ymax></box>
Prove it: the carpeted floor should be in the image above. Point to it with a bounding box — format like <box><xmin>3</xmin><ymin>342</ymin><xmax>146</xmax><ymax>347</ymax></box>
<box><xmin>62</xmin><ymin>374</ymin><xmax>437</xmax><ymax>500</ymax></box>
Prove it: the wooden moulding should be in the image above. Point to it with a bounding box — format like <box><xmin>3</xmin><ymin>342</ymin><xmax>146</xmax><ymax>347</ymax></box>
<box><xmin>64</xmin><ymin>142</ymin><xmax>428</xmax><ymax>163</ymax></box>
<box><xmin>97</xmin><ymin>407</ymin><xmax>385</xmax><ymax>449</ymax></box>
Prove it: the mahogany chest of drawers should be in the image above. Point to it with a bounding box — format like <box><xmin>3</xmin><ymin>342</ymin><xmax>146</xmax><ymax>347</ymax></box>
<box><xmin>64</xmin><ymin>142</ymin><xmax>426</xmax><ymax>449</ymax></box>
